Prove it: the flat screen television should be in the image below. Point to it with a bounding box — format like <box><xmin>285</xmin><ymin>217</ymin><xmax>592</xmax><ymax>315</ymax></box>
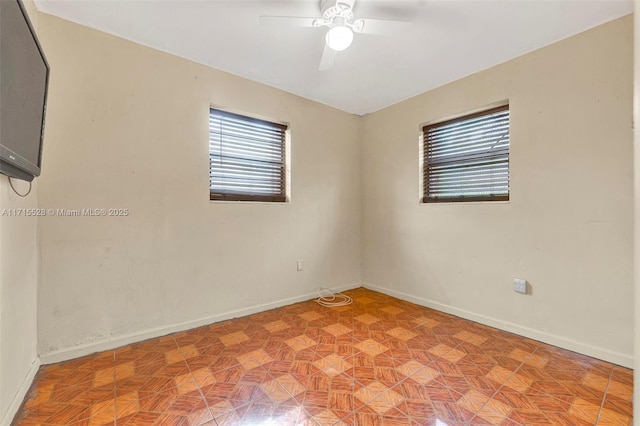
<box><xmin>0</xmin><ymin>0</ymin><xmax>50</xmax><ymax>182</ymax></box>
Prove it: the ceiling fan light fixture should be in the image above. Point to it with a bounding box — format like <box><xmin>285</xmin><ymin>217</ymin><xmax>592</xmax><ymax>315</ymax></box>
<box><xmin>325</xmin><ymin>25</ymin><xmax>353</xmax><ymax>51</ymax></box>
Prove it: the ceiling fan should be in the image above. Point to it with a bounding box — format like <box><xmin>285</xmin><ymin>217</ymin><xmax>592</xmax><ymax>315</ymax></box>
<box><xmin>259</xmin><ymin>0</ymin><xmax>412</xmax><ymax>71</ymax></box>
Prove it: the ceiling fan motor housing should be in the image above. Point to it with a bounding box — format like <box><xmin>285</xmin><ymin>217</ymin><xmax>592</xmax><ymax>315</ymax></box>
<box><xmin>320</xmin><ymin>0</ymin><xmax>356</xmax><ymax>26</ymax></box>
<box><xmin>321</xmin><ymin>0</ymin><xmax>355</xmax><ymax>13</ymax></box>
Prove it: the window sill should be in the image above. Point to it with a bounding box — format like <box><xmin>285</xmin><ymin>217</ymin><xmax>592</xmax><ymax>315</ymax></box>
<box><xmin>419</xmin><ymin>200</ymin><xmax>511</xmax><ymax>206</ymax></box>
<box><xmin>209</xmin><ymin>200</ymin><xmax>291</xmax><ymax>205</ymax></box>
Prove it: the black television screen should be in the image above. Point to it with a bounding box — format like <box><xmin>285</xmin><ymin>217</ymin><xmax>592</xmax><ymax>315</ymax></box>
<box><xmin>0</xmin><ymin>0</ymin><xmax>49</xmax><ymax>182</ymax></box>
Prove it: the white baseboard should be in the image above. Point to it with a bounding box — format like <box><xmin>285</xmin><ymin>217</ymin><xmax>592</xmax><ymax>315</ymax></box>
<box><xmin>1</xmin><ymin>356</ymin><xmax>40</xmax><ymax>426</ymax></box>
<box><xmin>363</xmin><ymin>282</ymin><xmax>634</xmax><ymax>368</ymax></box>
<box><xmin>39</xmin><ymin>281</ymin><xmax>632</xmax><ymax>368</ymax></box>
<box><xmin>40</xmin><ymin>283</ymin><xmax>361</xmax><ymax>365</ymax></box>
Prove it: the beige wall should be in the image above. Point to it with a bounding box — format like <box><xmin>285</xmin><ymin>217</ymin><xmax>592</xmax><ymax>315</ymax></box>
<box><xmin>361</xmin><ymin>16</ymin><xmax>634</xmax><ymax>366</ymax></box>
<box><xmin>0</xmin><ymin>178</ymin><xmax>39</xmax><ymax>425</ymax></box>
<box><xmin>0</xmin><ymin>1</ymin><xmax>41</xmax><ymax>423</ymax></box>
<box><xmin>35</xmin><ymin>13</ymin><xmax>362</xmax><ymax>359</ymax></box>
<box><xmin>633</xmin><ymin>4</ymin><xmax>639</xmax><ymax>421</ymax></box>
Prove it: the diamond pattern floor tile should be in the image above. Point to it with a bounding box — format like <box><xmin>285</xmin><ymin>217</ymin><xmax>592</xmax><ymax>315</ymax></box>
<box><xmin>14</xmin><ymin>288</ymin><xmax>634</xmax><ymax>426</ymax></box>
<box><xmin>354</xmin><ymin>339</ymin><xmax>389</xmax><ymax>357</ymax></box>
<box><xmin>219</xmin><ymin>331</ymin><xmax>250</xmax><ymax>347</ymax></box>
<box><xmin>313</xmin><ymin>354</ymin><xmax>353</xmax><ymax>378</ymax></box>
<box><xmin>322</xmin><ymin>323</ymin><xmax>353</xmax><ymax>337</ymax></box>
<box><xmin>354</xmin><ymin>314</ymin><xmax>380</xmax><ymax>325</ymax></box>
<box><xmin>386</xmin><ymin>327</ymin><xmax>418</xmax><ymax>342</ymax></box>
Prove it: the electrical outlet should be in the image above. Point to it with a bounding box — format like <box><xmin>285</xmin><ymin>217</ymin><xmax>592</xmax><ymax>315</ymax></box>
<box><xmin>297</xmin><ymin>261</ymin><xmax>303</xmax><ymax>271</ymax></box>
<box><xmin>513</xmin><ymin>278</ymin><xmax>527</xmax><ymax>294</ymax></box>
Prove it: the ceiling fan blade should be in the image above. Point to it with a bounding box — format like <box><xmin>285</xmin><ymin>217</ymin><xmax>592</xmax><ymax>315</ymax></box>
<box><xmin>355</xmin><ymin>18</ymin><xmax>412</xmax><ymax>35</ymax></box>
<box><xmin>258</xmin><ymin>16</ymin><xmax>319</xmax><ymax>28</ymax></box>
<box><xmin>319</xmin><ymin>44</ymin><xmax>336</xmax><ymax>71</ymax></box>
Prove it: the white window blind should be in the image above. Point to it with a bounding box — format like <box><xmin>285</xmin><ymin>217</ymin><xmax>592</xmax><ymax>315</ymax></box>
<box><xmin>209</xmin><ymin>108</ymin><xmax>287</xmax><ymax>202</ymax></box>
<box><xmin>423</xmin><ymin>105</ymin><xmax>510</xmax><ymax>203</ymax></box>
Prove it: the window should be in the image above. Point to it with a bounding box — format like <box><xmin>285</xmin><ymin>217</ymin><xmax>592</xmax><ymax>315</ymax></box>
<box><xmin>209</xmin><ymin>108</ymin><xmax>287</xmax><ymax>202</ymax></box>
<box><xmin>422</xmin><ymin>105</ymin><xmax>510</xmax><ymax>203</ymax></box>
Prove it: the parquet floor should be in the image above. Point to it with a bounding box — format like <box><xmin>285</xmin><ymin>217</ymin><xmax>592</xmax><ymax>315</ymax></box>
<box><xmin>15</xmin><ymin>288</ymin><xmax>633</xmax><ymax>425</ymax></box>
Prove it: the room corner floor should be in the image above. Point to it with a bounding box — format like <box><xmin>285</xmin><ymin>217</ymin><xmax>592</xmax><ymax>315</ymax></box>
<box><xmin>14</xmin><ymin>288</ymin><xmax>633</xmax><ymax>425</ymax></box>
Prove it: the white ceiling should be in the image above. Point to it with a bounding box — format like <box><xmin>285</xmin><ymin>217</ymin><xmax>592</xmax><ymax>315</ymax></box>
<box><xmin>35</xmin><ymin>0</ymin><xmax>632</xmax><ymax>115</ymax></box>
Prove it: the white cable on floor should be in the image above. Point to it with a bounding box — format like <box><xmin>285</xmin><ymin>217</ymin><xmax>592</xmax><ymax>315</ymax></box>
<box><xmin>315</xmin><ymin>287</ymin><xmax>353</xmax><ymax>307</ymax></box>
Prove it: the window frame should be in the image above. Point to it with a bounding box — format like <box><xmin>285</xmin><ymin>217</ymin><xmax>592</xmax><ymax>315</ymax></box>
<box><xmin>209</xmin><ymin>107</ymin><xmax>288</xmax><ymax>203</ymax></box>
<box><xmin>421</xmin><ymin>104</ymin><xmax>510</xmax><ymax>204</ymax></box>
